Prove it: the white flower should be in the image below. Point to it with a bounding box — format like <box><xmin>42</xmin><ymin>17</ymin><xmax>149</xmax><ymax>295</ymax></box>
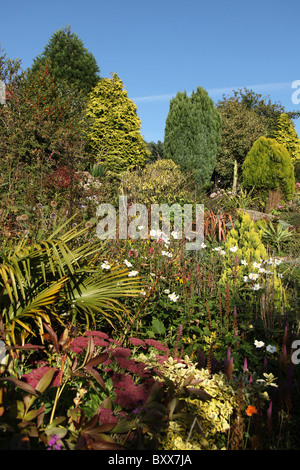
<box><xmin>251</xmin><ymin>283</ymin><xmax>261</xmax><ymax>291</ymax></box>
<box><xmin>161</xmin><ymin>250</ymin><xmax>173</xmax><ymax>258</ymax></box>
<box><xmin>266</xmin><ymin>344</ymin><xmax>277</xmax><ymax>354</ymax></box>
<box><xmin>140</xmin><ymin>290</ymin><xmax>147</xmax><ymax>296</ymax></box>
<box><xmin>124</xmin><ymin>259</ymin><xmax>133</xmax><ymax>268</ymax></box>
<box><xmin>150</xmin><ymin>229</ymin><xmax>161</xmax><ymax>238</ymax></box>
<box><xmin>243</xmin><ymin>276</ymin><xmax>249</xmax><ymax>283</ymax></box>
<box><xmin>128</xmin><ymin>270</ymin><xmax>139</xmax><ymax>277</ymax></box>
<box><xmin>137</xmin><ymin>225</ymin><xmax>145</xmax><ymax>230</ymax></box>
<box><xmin>101</xmin><ymin>261</ymin><xmax>111</xmax><ymax>270</ymax></box>
<box><xmin>168</xmin><ymin>292</ymin><xmax>179</xmax><ymax>302</ymax></box>
<box><xmin>278</xmin><ymin>273</ymin><xmax>283</xmax><ymax>278</ymax></box>
<box><xmin>241</xmin><ymin>259</ymin><xmax>248</xmax><ymax>266</ymax></box>
<box><xmin>212</xmin><ymin>246</ymin><xmax>222</xmax><ymax>252</ymax></box>
<box><xmin>150</xmin><ymin>272</ymin><xmax>156</xmax><ymax>277</ymax></box>
<box><xmin>201</xmin><ymin>243</ymin><xmax>207</xmax><ymax>249</ymax></box>
<box><xmin>171</xmin><ymin>231</ymin><xmax>180</xmax><ymax>239</ymax></box>
<box><xmin>230</xmin><ymin>246</ymin><xmax>238</xmax><ymax>252</ymax></box>
<box><xmin>274</xmin><ymin>259</ymin><xmax>282</xmax><ymax>265</ymax></box>
<box><xmin>164</xmin><ymin>289</ymin><xmax>170</xmax><ymax>294</ymax></box>
<box><xmin>254</xmin><ymin>340</ymin><xmax>265</xmax><ymax>348</ymax></box>
<box><xmin>249</xmin><ymin>272</ymin><xmax>259</xmax><ymax>281</ymax></box>
<box><xmin>258</xmin><ymin>267</ymin><xmax>266</xmax><ymax>274</ymax></box>
<box><xmin>252</xmin><ymin>261</ymin><xmax>262</xmax><ymax>269</ymax></box>
<box><xmin>220</xmin><ymin>249</ymin><xmax>226</xmax><ymax>255</ymax></box>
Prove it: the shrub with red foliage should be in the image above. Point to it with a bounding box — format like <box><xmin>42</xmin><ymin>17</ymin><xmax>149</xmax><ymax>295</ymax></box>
<box><xmin>45</xmin><ymin>165</ymin><xmax>81</xmax><ymax>190</ymax></box>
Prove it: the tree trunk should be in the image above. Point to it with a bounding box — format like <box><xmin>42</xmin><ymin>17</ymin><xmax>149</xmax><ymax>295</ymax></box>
<box><xmin>265</xmin><ymin>187</ymin><xmax>284</xmax><ymax>213</ymax></box>
<box><xmin>232</xmin><ymin>159</ymin><xmax>238</xmax><ymax>195</ymax></box>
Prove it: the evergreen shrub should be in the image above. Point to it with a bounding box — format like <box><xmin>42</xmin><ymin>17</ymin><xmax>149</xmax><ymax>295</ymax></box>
<box><xmin>242</xmin><ymin>136</ymin><xmax>295</xmax><ymax>205</ymax></box>
<box><xmin>120</xmin><ymin>159</ymin><xmax>193</xmax><ymax>206</ymax></box>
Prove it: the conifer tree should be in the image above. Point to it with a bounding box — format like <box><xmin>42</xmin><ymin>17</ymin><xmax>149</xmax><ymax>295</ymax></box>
<box><xmin>85</xmin><ymin>73</ymin><xmax>150</xmax><ymax>175</ymax></box>
<box><xmin>242</xmin><ymin>136</ymin><xmax>295</xmax><ymax>205</ymax></box>
<box><xmin>273</xmin><ymin>113</ymin><xmax>300</xmax><ymax>163</ymax></box>
<box><xmin>31</xmin><ymin>26</ymin><xmax>100</xmax><ymax>95</ymax></box>
<box><xmin>163</xmin><ymin>87</ymin><xmax>222</xmax><ymax>187</ymax></box>
<box><xmin>214</xmin><ymin>99</ymin><xmax>268</xmax><ymax>188</ymax></box>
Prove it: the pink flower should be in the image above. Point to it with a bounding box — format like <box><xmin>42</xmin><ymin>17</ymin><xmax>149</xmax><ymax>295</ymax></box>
<box><xmin>112</xmin><ymin>374</ymin><xmax>154</xmax><ymax>410</ymax></box>
<box><xmin>70</xmin><ymin>336</ymin><xmax>109</xmax><ymax>353</ymax></box>
<box><xmin>22</xmin><ymin>366</ymin><xmax>61</xmax><ymax>388</ymax></box>
<box><xmin>108</xmin><ymin>346</ymin><xmax>131</xmax><ymax>358</ymax></box>
<box><xmin>114</xmin><ymin>357</ymin><xmax>150</xmax><ymax>378</ymax></box>
<box><xmin>85</xmin><ymin>331</ymin><xmax>109</xmax><ymax>339</ymax></box>
<box><xmin>128</xmin><ymin>337</ymin><xmax>146</xmax><ymax>349</ymax></box>
<box><xmin>145</xmin><ymin>339</ymin><xmax>169</xmax><ymax>353</ymax></box>
<box><xmin>98</xmin><ymin>408</ymin><xmax>119</xmax><ymax>426</ymax></box>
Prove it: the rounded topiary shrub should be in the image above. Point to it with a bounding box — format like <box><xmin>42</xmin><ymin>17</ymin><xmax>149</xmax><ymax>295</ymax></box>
<box><xmin>242</xmin><ymin>136</ymin><xmax>295</xmax><ymax>211</ymax></box>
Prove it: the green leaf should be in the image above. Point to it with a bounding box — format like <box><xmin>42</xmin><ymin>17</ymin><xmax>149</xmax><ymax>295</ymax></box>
<box><xmin>151</xmin><ymin>317</ymin><xmax>166</xmax><ymax>335</ymax></box>
<box><xmin>185</xmin><ymin>387</ymin><xmax>212</xmax><ymax>401</ymax></box>
<box><xmin>112</xmin><ymin>420</ymin><xmax>136</xmax><ymax>434</ymax></box>
<box><xmin>35</xmin><ymin>368</ymin><xmax>56</xmax><ymax>394</ymax></box>
<box><xmin>45</xmin><ymin>426</ymin><xmax>67</xmax><ymax>438</ymax></box>
<box><xmin>0</xmin><ymin>377</ymin><xmax>38</xmax><ymax>396</ymax></box>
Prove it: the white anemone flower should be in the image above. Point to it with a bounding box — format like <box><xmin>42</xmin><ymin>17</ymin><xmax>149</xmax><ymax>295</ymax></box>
<box><xmin>251</xmin><ymin>283</ymin><xmax>261</xmax><ymax>291</ymax></box>
<box><xmin>252</xmin><ymin>261</ymin><xmax>262</xmax><ymax>269</ymax></box>
<box><xmin>168</xmin><ymin>292</ymin><xmax>179</xmax><ymax>302</ymax></box>
<box><xmin>124</xmin><ymin>259</ymin><xmax>133</xmax><ymax>268</ymax></box>
<box><xmin>128</xmin><ymin>270</ymin><xmax>139</xmax><ymax>277</ymax></box>
<box><xmin>249</xmin><ymin>272</ymin><xmax>259</xmax><ymax>281</ymax></box>
<box><xmin>101</xmin><ymin>261</ymin><xmax>111</xmax><ymax>270</ymax></box>
<box><xmin>266</xmin><ymin>345</ymin><xmax>277</xmax><ymax>354</ymax></box>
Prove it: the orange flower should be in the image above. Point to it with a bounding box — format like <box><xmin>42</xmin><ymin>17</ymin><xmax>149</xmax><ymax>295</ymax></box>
<box><xmin>246</xmin><ymin>405</ymin><xmax>258</xmax><ymax>416</ymax></box>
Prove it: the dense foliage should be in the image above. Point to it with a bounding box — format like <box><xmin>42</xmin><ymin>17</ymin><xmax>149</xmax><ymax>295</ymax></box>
<box><xmin>214</xmin><ymin>99</ymin><xmax>269</xmax><ymax>188</ymax></box>
<box><xmin>242</xmin><ymin>136</ymin><xmax>295</xmax><ymax>206</ymax></box>
<box><xmin>85</xmin><ymin>73</ymin><xmax>150</xmax><ymax>176</ymax></box>
<box><xmin>164</xmin><ymin>87</ymin><xmax>222</xmax><ymax>187</ymax></box>
<box><xmin>273</xmin><ymin>113</ymin><xmax>300</xmax><ymax>163</ymax></box>
<box><xmin>0</xmin><ymin>39</ymin><xmax>300</xmax><ymax>451</ymax></box>
<box><xmin>31</xmin><ymin>26</ymin><xmax>100</xmax><ymax>96</ymax></box>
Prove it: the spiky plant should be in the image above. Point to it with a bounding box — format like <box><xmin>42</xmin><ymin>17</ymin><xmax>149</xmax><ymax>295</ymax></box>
<box><xmin>0</xmin><ymin>217</ymin><xmax>141</xmax><ymax>344</ymax></box>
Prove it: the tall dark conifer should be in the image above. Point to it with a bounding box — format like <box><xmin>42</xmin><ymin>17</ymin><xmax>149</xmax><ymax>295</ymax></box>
<box><xmin>31</xmin><ymin>26</ymin><xmax>100</xmax><ymax>95</ymax></box>
<box><xmin>164</xmin><ymin>87</ymin><xmax>222</xmax><ymax>187</ymax></box>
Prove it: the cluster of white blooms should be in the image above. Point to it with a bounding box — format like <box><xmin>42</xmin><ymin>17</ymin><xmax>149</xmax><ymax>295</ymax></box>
<box><xmin>101</xmin><ymin>261</ymin><xmax>111</xmax><ymax>270</ymax></box>
<box><xmin>254</xmin><ymin>340</ymin><xmax>277</xmax><ymax>354</ymax></box>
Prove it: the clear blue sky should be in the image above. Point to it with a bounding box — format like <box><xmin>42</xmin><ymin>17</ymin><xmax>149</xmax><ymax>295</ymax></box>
<box><xmin>1</xmin><ymin>0</ymin><xmax>300</xmax><ymax>142</ymax></box>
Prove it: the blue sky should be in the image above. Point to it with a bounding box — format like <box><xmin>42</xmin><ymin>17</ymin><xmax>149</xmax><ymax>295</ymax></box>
<box><xmin>1</xmin><ymin>0</ymin><xmax>300</xmax><ymax>142</ymax></box>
